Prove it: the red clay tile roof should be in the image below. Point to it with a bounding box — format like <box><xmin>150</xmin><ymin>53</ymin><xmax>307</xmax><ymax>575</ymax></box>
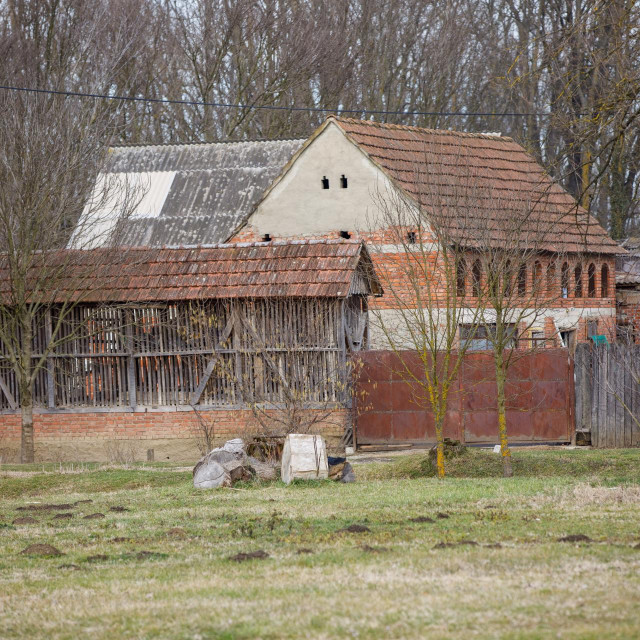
<box><xmin>333</xmin><ymin>117</ymin><xmax>620</xmax><ymax>255</ymax></box>
<box><xmin>0</xmin><ymin>240</ymin><xmax>381</xmax><ymax>303</ymax></box>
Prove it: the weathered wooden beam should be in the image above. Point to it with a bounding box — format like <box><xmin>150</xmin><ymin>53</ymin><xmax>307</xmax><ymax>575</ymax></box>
<box><xmin>190</xmin><ymin>313</ymin><xmax>235</xmax><ymax>406</ymax></box>
<box><xmin>235</xmin><ymin>308</ymin><xmax>295</xmax><ymax>400</ymax></box>
<box><xmin>125</xmin><ymin>309</ymin><xmax>137</xmax><ymax>409</ymax></box>
<box><xmin>0</xmin><ymin>372</ymin><xmax>17</xmax><ymax>410</ymax></box>
<box><xmin>45</xmin><ymin>310</ymin><xmax>56</xmax><ymax>409</ymax></box>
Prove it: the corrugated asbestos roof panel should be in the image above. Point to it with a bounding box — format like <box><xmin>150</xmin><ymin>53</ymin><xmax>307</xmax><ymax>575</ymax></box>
<box><xmin>616</xmin><ymin>243</ymin><xmax>640</xmax><ymax>284</ymax></box>
<box><xmin>86</xmin><ymin>139</ymin><xmax>305</xmax><ymax>247</ymax></box>
<box><xmin>333</xmin><ymin>117</ymin><xmax>620</xmax><ymax>255</ymax></box>
<box><xmin>1</xmin><ymin>239</ymin><xmax>383</xmax><ymax>303</ymax></box>
<box><xmin>621</xmin><ymin>237</ymin><xmax>640</xmax><ymax>256</ymax></box>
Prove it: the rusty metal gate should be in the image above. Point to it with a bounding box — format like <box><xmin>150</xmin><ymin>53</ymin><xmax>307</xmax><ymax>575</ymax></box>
<box><xmin>354</xmin><ymin>349</ymin><xmax>574</xmax><ymax>446</ymax></box>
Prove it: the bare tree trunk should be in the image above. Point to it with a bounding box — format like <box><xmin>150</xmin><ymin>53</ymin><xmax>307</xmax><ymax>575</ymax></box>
<box><xmin>19</xmin><ymin>316</ymin><xmax>34</xmax><ymax>463</ymax></box>
<box><xmin>20</xmin><ymin>384</ymin><xmax>34</xmax><ymax>463</ymax></box>
<box><xmin>434</xmin><ymin>411</ymin><xmax>445</xmax><ymax>479</ymax></box>
<box><xmin>494</xmin><ymin>352</ymin><xmax>512</xmax><ymax>478</ymax></box>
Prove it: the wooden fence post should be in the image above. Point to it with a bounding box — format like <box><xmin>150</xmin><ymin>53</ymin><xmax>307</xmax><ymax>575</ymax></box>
<box><xmin>45</xmin><ymin>310</ymin><xmax>56</xmax><ymax>409</ymax></box>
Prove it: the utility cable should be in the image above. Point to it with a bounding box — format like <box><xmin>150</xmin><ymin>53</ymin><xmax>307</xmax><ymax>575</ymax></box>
<box><xmin>0</xmin><ymin>84</ymin><xmax>550</xmax><ymax>118</ymax></box>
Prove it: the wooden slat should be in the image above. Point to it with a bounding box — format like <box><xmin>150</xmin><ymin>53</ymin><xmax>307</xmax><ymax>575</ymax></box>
<box><xmin>125</xmin><ymin>309</ymin><xmax>137</xmax><ymax>409</ymax></box>
<box><xmin>0</xmin><ymin>372</ymin><xmax>17</xmax><ymax>410</ymax></box>
<box><xmin>190</xmin><ymin>313</ymin><xmax>235</xmax><ymax>406</ymax></box>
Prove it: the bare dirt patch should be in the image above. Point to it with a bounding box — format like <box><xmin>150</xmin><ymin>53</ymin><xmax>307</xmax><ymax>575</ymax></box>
<box><xmin>485</xmin><ymin>543</ymin><xmax>503</xmax><ymax>548</ymax></box>
<box><xmin>338</xmin><ymin>524</ymin><xmax>371</xmax><ymax>533</ymax></box>
<box><xmin>109</xmin><ymin>506</ymin><xmax>130</xmax><ymax>513</ymax></box>
<box><xmin>361</xmin><ymin>545</ymin><xmax>389</xmax><ymax>553</ymax></box>
<box><xmin>52</xmin><ymin>513</ymin><xmax>74</xmax><ymax>520</ymax></box>
<box><xmin>21</xmin><ymin>544</ymin><xmax>62</xmax><ymax>557</ymax></box>
<box><xmin>86</xmin><ymin>554</ymin><xmax>109</xmax><ymax>562</ymax></box>
<box><xmin>558</xmin><ymin>534</ymin><xmax>592</xmax><ymax>543</ymax></box>
<box><xmin>297</xmin><ymin>548</ymin><xmax>313</xmax><ymax>554</ymax></box>
<box><xmin>409</xmin><ymin>516</ymin><xmax>435</xmax><ymax>523</ymax></box>
<box><xmin>434</xmin><ymin>540</ymin><xmax>478</xmax><ymax>549</ymax></box>
<box><xmin>13</xmin><ymin>517</ymin><xmax>37</xmax><ymax>525</ymax></box>
<box><xmin>58</xmin><ymin>563</ymin><xmax>80</xmax><ymax>570</ymax></box>
<box><xmin>167</xmin><ymin>527</ymin><xmax>187</xmax><ymax>538</ymax></box>
<box><xmin>230</xmin><ymin>550</ymin><xmax>269</xmax><ymax>562</ymax></box>
<box><xmin>17</xmin><ymin>503</ymin><xmax>74</xmax><ymax>512</ymax></box>
<box><xmin>436</xmin><ymin>512</ymin><xmax>450</xmax><ymax>519</ymax></box>
<box><xmin>83</xmin><ymin>513</ymin><xmax>105</xmax><ymax>520</ymax></box>
<box><xmin>74</xmin><ymin>500</ymin><xmax>93</xmax><ymax>505</ymax></box>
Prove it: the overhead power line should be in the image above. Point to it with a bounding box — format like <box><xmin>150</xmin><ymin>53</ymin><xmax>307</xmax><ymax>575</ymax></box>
<box><xmin>0</xmin><ymin>84</ymin><xmax>550</xmax><ymax>118</ymax></box>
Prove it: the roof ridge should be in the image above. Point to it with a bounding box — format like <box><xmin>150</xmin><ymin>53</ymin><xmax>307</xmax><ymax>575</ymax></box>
<box><xmin>331</xmin><ymin>115</ymin><xmax>513</xmax><ymax>141</ymax></box>
<box><xmin>110</xmin><ymin>137</ymin><xmax>307</xmax><ymax>150</ymax></box>
<box><xmin>94</xmin><ymin>238</ymin><xmax>362</xmax><ymax>251</ymax></box>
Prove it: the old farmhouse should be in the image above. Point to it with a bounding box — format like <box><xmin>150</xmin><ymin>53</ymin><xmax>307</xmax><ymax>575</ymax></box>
<box><xmin>85</xmin><ymin>117</ymin><xmax>621</xmax><ymax>348</ymax></box>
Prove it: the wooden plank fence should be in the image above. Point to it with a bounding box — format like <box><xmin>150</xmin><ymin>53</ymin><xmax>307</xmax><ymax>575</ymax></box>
<box><xmin>574</xmin><ymin>343</ymin><xmax>640</xmax><ymax>448</ymax></box>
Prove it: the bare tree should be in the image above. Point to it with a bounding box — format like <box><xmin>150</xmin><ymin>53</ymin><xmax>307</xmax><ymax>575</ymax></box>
<box><xmin>369</xmin><ymin>184</ymin><xmax>484</xmax><ymax>477</ymax></box>
<box><xmin>503</xmin><ymin>0</ymin><xmax>640</xmax><ymax>237</ymax></box>
<box><xmin>0</xmin><ymin>3</ymin><xmax>145</xmax><ymax>462</ymax></box>
<box><xmin>464</xmin><ymin>189</ymin><xmax>572</xmax><ymax>476</ymax></box>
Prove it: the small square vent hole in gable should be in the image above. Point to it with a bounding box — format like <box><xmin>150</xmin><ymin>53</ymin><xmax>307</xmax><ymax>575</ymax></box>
<box><xmin>340</xmin><ymin>175</ymin><xmax>348</xmax><ymax>188</ymax></box>
<box><xmin>321</xmin><ymin>176</ymin><xmax>330</xmax><ymax>189</ymax></box>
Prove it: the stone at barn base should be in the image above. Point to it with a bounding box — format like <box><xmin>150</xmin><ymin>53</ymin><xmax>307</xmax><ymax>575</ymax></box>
<box><xmin>281</xmin><ymin>434</ymin><xmax>329</xmax><ymax>485</ymax></box>
<box><xmin>193</xmin><ymin>439</ymin><xmax>253</xmax><ymax>489</ymax></box>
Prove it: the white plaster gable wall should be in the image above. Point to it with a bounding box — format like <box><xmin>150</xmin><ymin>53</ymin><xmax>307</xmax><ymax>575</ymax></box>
<box><xmin>248</xmin><ymin>122</ymin><xmax>397</xmax><ymax>237</ymax></box>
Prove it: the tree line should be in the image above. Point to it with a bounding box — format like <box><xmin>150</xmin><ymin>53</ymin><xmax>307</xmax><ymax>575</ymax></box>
<box><xmin>1</xmin><ymin>0</ymin><xmax>638</xmax><ymax>237</ymax></box>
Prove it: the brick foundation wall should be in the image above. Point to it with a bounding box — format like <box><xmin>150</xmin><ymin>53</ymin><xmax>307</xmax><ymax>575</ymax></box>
<box><xmin>0</xmin><ymin>408</ymin><xmax>349</xmax><ymax>463</ymax></box>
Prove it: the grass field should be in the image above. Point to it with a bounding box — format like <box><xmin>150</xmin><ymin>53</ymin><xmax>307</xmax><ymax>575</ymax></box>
<box><xmin>1</xmin><ymin>448</ymin><xmax>640</xmax><ymax>639</ymax></box>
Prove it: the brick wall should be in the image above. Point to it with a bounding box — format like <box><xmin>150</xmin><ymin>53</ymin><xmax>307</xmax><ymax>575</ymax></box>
<box><xmin>0</xmin><ymin>408</ymin><xmax>348</xmax><ymax>463</ymax></box>
<box><xmin>230</xmin><ymin>226</ymin><xmax>617</xmax><ymax>324</ymax></box>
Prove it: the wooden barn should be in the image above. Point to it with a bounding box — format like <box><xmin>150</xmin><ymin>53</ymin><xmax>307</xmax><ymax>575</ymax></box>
<box><xmin>0</xmin><ymin>239</ymin><xmax>381</xmax><ymax>461</ymax></box>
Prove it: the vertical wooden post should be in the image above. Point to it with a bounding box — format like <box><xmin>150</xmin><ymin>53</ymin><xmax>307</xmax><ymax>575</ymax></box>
<box><xmin>125</xmin><ymin>308</ymin><xmax>137</xmax><ymax>410</ymax></box>
<box><xmin>568</xmin><ymin>353</ymin><xmax>576</xmax><ymax>445</ymax></box>
<box><xmin>232</xmin><ymin>304</ymin><xmax>243</xmax><ymax>405</ymax></box>
<box><xmin>339</xmin><ymin>300</ymin><xmax>348</xmax><ymax>405</ymax></box>
<box><xmin>44</xmin><ymin>309</ymin><xmax>55</xmax><ymax>409</ymax></box>
<box><xmin>590</xmin><ymin>346</ymin><xmax>599</xmax><ymax>447</ymax></box>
